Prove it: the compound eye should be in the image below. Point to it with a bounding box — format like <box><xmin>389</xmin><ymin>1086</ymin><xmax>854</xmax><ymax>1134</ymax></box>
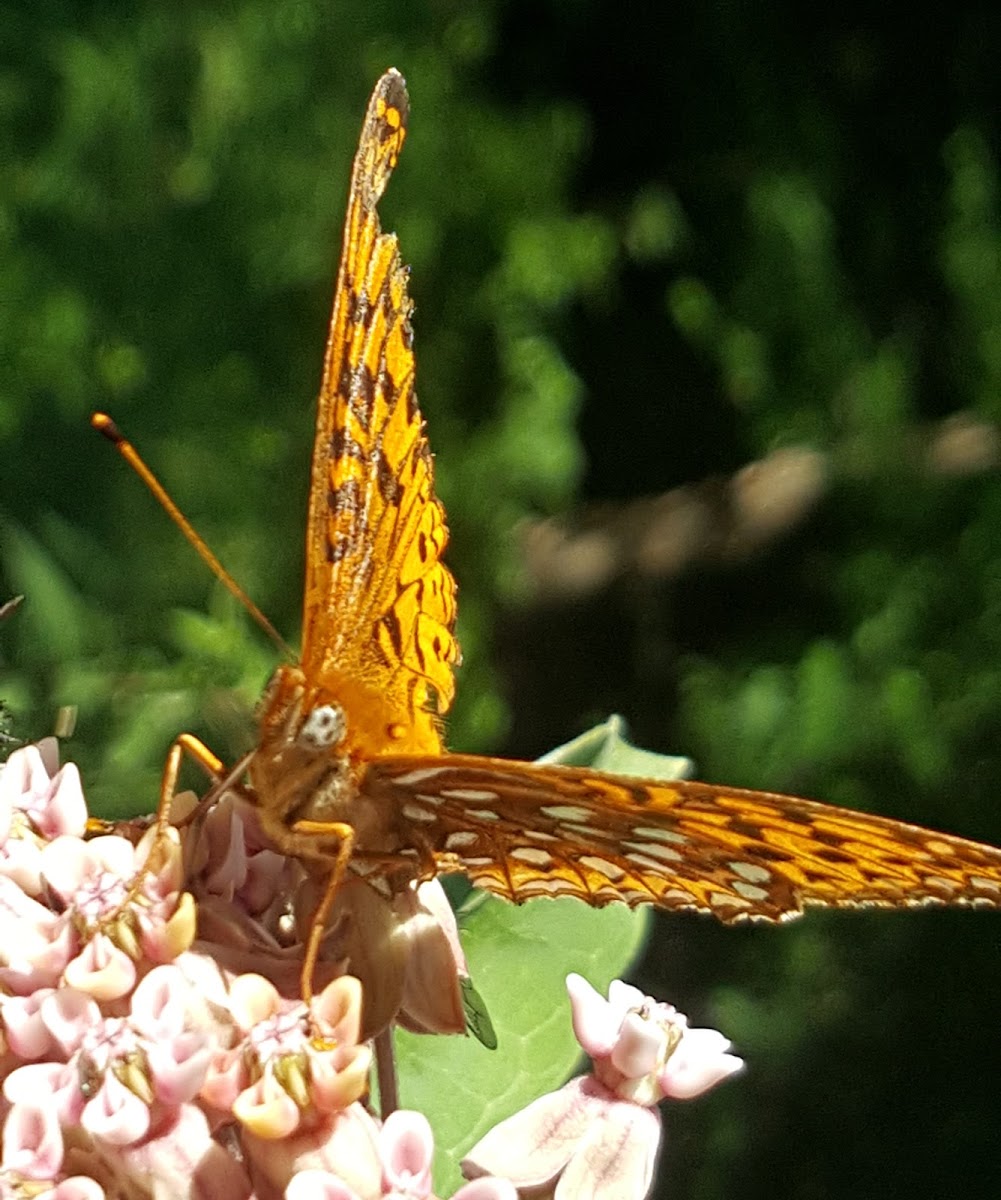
<box><xmin>299</xmin><ymin>704</ymin><xmax>346</xmax><ymax>749</ymax></box>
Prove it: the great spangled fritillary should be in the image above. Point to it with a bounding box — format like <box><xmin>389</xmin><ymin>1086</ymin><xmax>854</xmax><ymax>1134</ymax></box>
<box><xmin>104</xmin><ymin>71</ymin><xmax>1001</xmax><ymax>996</ymax></box>
<box><xmin>242</xmin><ymin>69</ymin><xmax>1001</xmax><ymax>952</ymax></box>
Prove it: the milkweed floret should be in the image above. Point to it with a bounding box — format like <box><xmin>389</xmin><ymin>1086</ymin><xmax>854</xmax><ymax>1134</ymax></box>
<box><xmin>460</xmin><ymin>974</ymin><xmax>744</xmax><ymax>1200</ymax></box>
<box><xmin>285</xmin><ymin>1110</ymin><xmax>518</xmax><ymax>1200</ymax></box>
<box><xmin>201</xmin><ymin>974</ymin><xmax>371</xmax><ymax>1139</ymax></box>
<box><xmin>0</xmin><ymin>1102</ymin><xmax>105</xmax><ymax>1200</ymax></box>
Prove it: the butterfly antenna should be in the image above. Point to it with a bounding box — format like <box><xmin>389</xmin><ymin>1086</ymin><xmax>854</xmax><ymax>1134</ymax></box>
<box><xmin>92</xmin><ymin>412</ymin><xmax>293</xmax><ymax>658</ymax></box>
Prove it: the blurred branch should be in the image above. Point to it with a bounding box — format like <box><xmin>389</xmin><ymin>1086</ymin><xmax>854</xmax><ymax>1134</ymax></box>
<box><xmin>519</xmin><ymin>411</ymin><xmax>999</xmax><ymax>602</ymax></box>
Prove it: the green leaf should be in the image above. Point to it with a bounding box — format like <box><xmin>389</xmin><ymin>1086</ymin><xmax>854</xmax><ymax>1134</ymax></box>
<box><xmin>394</xmin><ymin>717</ymin><xmax>694</xmax><ymax>1195</ymax></box>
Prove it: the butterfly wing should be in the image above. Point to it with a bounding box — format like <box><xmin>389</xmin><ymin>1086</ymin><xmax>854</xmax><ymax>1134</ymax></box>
<box><xmin>362</xmin><ymin>754</ymin><xmax>1001</xmax><ymax>919</ymax></box>
<box><xmin>301</xmin><ymin>70</ymin><xmax>458</xmax><ymax>758</ymax></box>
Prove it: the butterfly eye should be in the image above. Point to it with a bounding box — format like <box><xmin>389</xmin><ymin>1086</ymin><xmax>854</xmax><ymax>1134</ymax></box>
<box><xmin>298</xmin><ymin>704</ymin><xmax>346</xmax><ymax>750</ymax></box>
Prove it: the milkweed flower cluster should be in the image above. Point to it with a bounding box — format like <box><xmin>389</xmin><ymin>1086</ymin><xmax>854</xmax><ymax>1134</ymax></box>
<box><xmin>0</xmin><ymin>741</ymin><xmax>742</xmax><ymax>1200</ymax></box>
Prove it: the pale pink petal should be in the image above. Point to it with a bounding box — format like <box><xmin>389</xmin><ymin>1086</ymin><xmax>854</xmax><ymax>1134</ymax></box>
<box><xmin>0</xmin><ymin>742</ymin><xmax>58</xmax><ymax>807</ymax></box>
<box><xmin>566</xmin><ymin>974</ymin><xmax>621</xmax><ymax>1058</ymax></box>
<box><xmin>145</xmin><ymin>1031</ymin><xmax>213</xmax><ymax>1105</ymax></box>
<box><xmin>659</xmin><ymin>1027</ymin><xmax>743</xmax><ymax>1100</ymax></box>
<box><xmin>1</xmin><ymin>834</ymin><xmax>44</xmax><ymax>895</ymax></box>
<box><xmin>120</xmin><ymin>1102</ymin><xmax>251</xmax><ymax>1200</ymax></box>
<box><xmin>243</xmin><ymin>1104</ymin><xmax>381</xmax><ymax>1199</ymax></box>
<box><xmin>5</xmin><ymin>1061</ymin><xmax>85</xmax><ymax>1127</ymax></box>
<box><xmin>451</xmin><ymin>1181</ymin><xmax>519</xmax><ymax>1200</ymax></box>
<box><xmin>49</xmin><ymin>1178</ymin><xmax>106</xmax><ymax>1200</ymax></box>
<box><xmin>606</xmin><ymin>979</ymin><xmax>647</xmax><ymax>1013</ymax></box>
<box><xmin>228</xmin><ymin>974</ymin><xmax>283</xmax><ymax>1030</ymax></box>
<box><xmin>287</xmin><ymin>1170</ymin><xmax>364</xmax><ymax>1200</ymax></box>
<box><xmin>0</xmin><ymin>875</ymin><xmax>73</xmax><ymax>992</ymax></box>
<box><xmin>81</xmin><ymin>1071</ymin><xmax>151</xmax><ymax>1146</ymax></box>
<box><xmin>63</xmin><ymin>931</ymin><xmax>136</xmax><ymax>1001</ymax></box>
<box><xmin>139</xmin><ymin>889</ymin><xmax>197</xmax><ymax>962</ymax></box>
<box><xmin>200</xmin><ymin>1048</ymin><xmax>249</xmax><ymax>1112</ymax></box>
<box><xmin>309</xmin><ymin>1043</ymin><xmax>372</xmax><ymax>1114</ymax></box>
<box><xmin>31</xmin><ymin>763</ymin><xmax>88</xmax><ymax>840</ymax></box>
<box><xmin>380</xmin><ymin>1110</ymin><xmax>434</xmax><ymax>1198</ymax></box>
<box><xmin>609</xmin><ymin>1011</ymin><xmax>664</xmax><ymax>1080</ymax></box>
<box><xmin>0</xmin><ymin>989</ymin><xmax>57</xmax><ymax>1060</ymax></box>
<box><xmin>39</xmin><ymin>986</ymin><xmax>100</xmax><ymax>1056</ymax></box>
<box><xmin>233</xmin><ymin>1073</ymin><xmax>301</xmax><ymax>1139</ymax></box>
<box><xmin>129</xmin><ymin>964</ymin><xmax>196</xmax><ymax>1039</ymax></box>
<box><xmin>555</xmin><ymin>1096</ymin><xmax>661</xmax><ymax>1200</ymax></box>
<box><xmin>463</xmin><ymin>1077</ymin><xmax>604</xmax><ymax>1190</ymax></box>
<box><xmin>2</xmin><ymin>1102</ymin><xmax>64</xmax><ymax>1178</ymax></box>
<box><xmin>311</xmin><ymin>975</ymin><xmax>362</xmax><ymax>1048</ymax></box>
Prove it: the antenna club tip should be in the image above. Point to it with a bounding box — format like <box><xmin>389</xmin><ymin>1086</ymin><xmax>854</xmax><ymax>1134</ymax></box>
<box><xmin>91</xmin><ymin>412</ymin><xmax>123</xmax><ymax>443</ymax></box>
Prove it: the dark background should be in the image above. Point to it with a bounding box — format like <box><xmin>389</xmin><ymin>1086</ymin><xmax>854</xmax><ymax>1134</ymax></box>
<box><xmin>2</xmin><ymin>2</ymin><xmax>1000</xmax><ymax>1196</ymax></box>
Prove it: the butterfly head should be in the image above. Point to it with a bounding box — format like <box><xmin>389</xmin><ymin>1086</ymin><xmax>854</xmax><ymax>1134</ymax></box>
<box><xmin>256</xmin><ymin>665</ymin><xmax>349</xmax><ymax>758</ymax></box>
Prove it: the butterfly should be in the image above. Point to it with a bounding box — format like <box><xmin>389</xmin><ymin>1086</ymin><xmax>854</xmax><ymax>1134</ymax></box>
<box><xmin>97</xmin><ymin>69</ymin><xmax>1001</xmax><ymax>1008</ymax></box>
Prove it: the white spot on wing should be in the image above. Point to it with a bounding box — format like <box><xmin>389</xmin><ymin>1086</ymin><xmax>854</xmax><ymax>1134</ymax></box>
<box><xmin>540</xmin><ymin>805</ymin><xmax>592</xmax><ymax>824</ymax></box>
<box><xmin>633</xmin><ymin>826</ymin><xmax>689</xmax><ymax>846</ymax></box>
<box><xmin>393</xmin><ymin>767</ymin><xmax>448</xmax><ymax>786</ymax></box>
<box><xmin>729</xmin><ymin>861</ymin><xmax>772</xmax><ymax>885</ymax></box>
<box><xmin>623</xmin><ymin>840</ymin><xmax>682</xmax><ymax>864</ymax></box>
<box><xmin>579</xmin><ymin>856</ymin><xmax>626</xmax><ymax>883</ymax></box>
<box><xmin>626</xmin><ymin>852</ymin><xmax>674</xmax><ymax>874</ymax></box>
<box><xmin>922</xmin><ymin>875</ymin><xmax>960</xmax><ymax>892</ymax></box>
<box><xmin>402</xmin><ymin>803</ymin><xmax>438</xmax><ymax>824</ymax></box>
<box><xmin>510</xmin><ymin>847</ymin><xmax>554</xmax><ymax>868</ymax></box>
<box><xmin>445</xmin><ymin>831</ymin><xmax>479</xmax><ymax>851</ymax></box>
<box><xmin>518</xmin><ymin>877</ymin><xmax>581</xmax><ymax>898</ymax></box>
<box><xmin>441</xmin><ymin>788</ymin><xmax>501</xmax><ymax>804</ymax></box>
<box><xmin>733</xmin><ymin>880</ymin><xmax>770</xmax><ymax>902</ymax></box>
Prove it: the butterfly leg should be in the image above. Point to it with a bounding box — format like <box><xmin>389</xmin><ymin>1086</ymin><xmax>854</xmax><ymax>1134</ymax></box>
<box><xmin>89</xmin><ymin>733</ymin><xmax>228</xmax><ymax>918</ymax></box>
<box><xmin>288</xmin><ymin>817</ymin><xmax>356</xmax><ymax>1006</ymax></box>
<box><xmin>153</xmin><ymin>732</ymin><xmax>226</xmax><ymax>841</ymax></box>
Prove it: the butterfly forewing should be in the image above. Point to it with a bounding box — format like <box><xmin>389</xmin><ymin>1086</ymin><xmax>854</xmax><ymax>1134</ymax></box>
<box><xmin>301</xmin><ymin>69</ymin><xmax>458</xmax><ymax>759</ymax></box>
<box><xmin>361</xmin><ymin>755</ymin><xmax>1001</xmax><ymax>919</ymax></box>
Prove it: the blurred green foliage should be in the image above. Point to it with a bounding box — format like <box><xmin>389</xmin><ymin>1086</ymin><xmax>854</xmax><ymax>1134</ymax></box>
<box><xmin>2</xmin><ymin>2</ymin><xmax>1001</xmax><ymax>1197</ymax></box>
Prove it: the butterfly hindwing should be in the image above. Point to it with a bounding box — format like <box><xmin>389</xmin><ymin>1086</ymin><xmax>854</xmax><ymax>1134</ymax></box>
<box><xmin>362</xmin><ymin>754</ymin><xmax>1001</xmax><ymax>919</ymax></box>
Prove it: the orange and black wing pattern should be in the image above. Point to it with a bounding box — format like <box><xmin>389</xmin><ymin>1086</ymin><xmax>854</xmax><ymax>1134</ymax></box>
<box><xmin>291</xmin><ymin>72</ymin><xmax>1001</xmax><ymax>927</ymax></box>
<box><xmin>300</xmin><ymin>70</ymin><xmax>458</xmax><ymax>760</ymax></box>
<box><xmin>363</xmin><ymin>754</ymin><xmax>1001</xmax><ymax>918</ymax></box>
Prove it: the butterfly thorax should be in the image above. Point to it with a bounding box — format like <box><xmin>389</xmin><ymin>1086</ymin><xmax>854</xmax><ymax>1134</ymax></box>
<box><xmin>248</xmin><ymin>663</ymin><xmax>407</xmax><ymax>862</ymax></box>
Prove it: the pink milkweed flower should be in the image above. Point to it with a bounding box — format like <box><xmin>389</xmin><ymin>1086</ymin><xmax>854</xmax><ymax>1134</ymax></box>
<box><xmin>0</xmin><ymin>738</ymin><xmax>88</xmax><ymax>897</ymax></box>
<box><xmin>461</xmin><ymin>975</ymin><xmax>743</xmax><ymax>1200</ymax></box>
<box><xmin>567</xmin><ymin>974</ymin><xmax>743</xmax><ymax>1105</ymax></box>
<box><xmin>283</xmin><ymin>1110</ymin><xmax>517</xmax><ymax>1200</ymax></box>
<box><xmin>0</xmin><ymin>1102</ymin><xmax>105</xmax><ymax>1200</ymax></box>
<box><xmin>4</xmin><ymin>966</ymin><xmax>213</xmax><ymax>1148</ymax></box>
<box><xmin>36</xmin><ymin>829</ymin><xmax>195</xmax><ymax>1002</ymax></box>
<box><xmin>202</xmin><ymin>974</ymin><xmax>371</xmax><ymax>1139</ymax></box>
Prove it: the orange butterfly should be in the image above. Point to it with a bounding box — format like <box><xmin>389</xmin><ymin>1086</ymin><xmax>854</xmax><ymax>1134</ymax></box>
<box><xmin>96</xmin><ymin>70</ymin><xmax>1001</xmax><ymax>1007</ymax></box>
